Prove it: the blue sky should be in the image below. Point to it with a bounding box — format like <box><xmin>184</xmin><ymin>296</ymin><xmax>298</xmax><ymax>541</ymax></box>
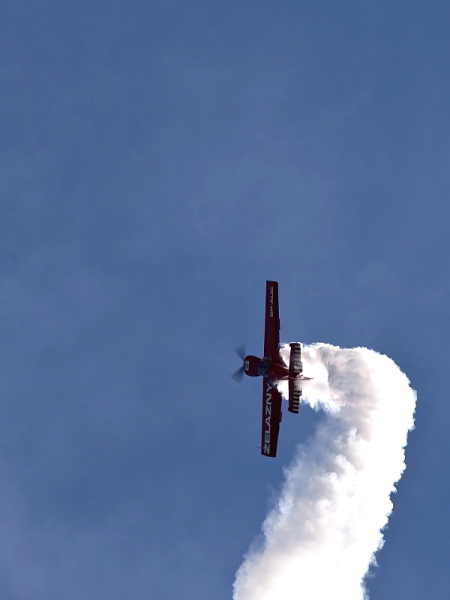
<box><xmin>1</xmin><ymin>1</ymin><xmax>449</xmax><ymax>598</ymax></box>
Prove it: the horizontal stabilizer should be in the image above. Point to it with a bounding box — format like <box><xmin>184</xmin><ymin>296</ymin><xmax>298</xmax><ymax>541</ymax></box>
<box><xmin>288</xmin><ymin>343</ymin><xmax>303</xmax><ymax>413</ymax></box>
<box><xmin>288</xmin><ymin>380</ymin><xmax>302</xmax><ymax>413</ymax></box>
<box><xmin>289</xmin><ymin>342</ymin><xmax>303</xmax><ymax>376</ymax></box>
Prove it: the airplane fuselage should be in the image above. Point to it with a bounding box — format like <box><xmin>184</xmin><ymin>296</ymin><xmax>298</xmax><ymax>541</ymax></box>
<box><xmin>244</xmin><ymin>354</ymin><xmax>288</xmax><ymax>381</ymax></box>
<box><xmin>244</xmin><ymin>353</ymin><xmax>312</xmax><ymax>384</ymax></box>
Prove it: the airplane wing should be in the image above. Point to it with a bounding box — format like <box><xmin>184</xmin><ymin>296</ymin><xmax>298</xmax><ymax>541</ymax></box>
<box><xmin>261</xmin><ymin>378</ymin><xmax>282</xmax><ymax>457</ymax></box>
<box><xmin>263</xmin><ymin>280</ymin><xmax>280</xmax><ymax>360</ymax></box>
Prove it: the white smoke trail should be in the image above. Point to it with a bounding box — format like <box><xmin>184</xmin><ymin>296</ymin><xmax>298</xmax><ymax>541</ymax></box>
<box><xmin>233</xmin><ymin>343</ymin><xmax>416</xmax><ymax>600</ymax></box>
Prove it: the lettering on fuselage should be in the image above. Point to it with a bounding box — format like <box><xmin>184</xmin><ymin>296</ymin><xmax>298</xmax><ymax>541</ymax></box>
<box><xmin>263</xmin><ymin>382</ymin><xmax>273</xmax><ymax>454</ymax></box>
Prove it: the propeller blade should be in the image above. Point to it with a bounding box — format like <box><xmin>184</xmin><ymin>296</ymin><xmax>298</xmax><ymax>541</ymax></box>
<box><xmin>235</xmin><ymin>345</ymin><xmax>246</xmax><ymax>360</ymax></box>
<box><xmin>231</xmin><ymin>366</ymin><xmax>245</xmax><ymax>382</ymax></box>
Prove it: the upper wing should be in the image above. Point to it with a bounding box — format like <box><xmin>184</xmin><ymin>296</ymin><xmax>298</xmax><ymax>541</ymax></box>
<box><xmin>261</xmin><ymin>378</ymin><xmax>282</xmax><ymax>458</ymax></box>
<box><xmin>263</xmin><ymin>280</ymin><xmax>280</xmax><ymax>360</ymax></box>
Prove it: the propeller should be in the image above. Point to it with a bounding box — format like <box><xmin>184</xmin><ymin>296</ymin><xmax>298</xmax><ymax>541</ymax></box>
<box><xmin>231</xmin><ymin>345</ymin><xmax>246</xmax><ymax>382</ymax></box>
<box><xmin>231</xmin><ymin>366</ymin><xmax>245</xmax><ymax>382</ymax></box>
<box><xmin>235</xmin><ymin>345</ymin><xmax>246</xmax><ymax>360</ymax></box>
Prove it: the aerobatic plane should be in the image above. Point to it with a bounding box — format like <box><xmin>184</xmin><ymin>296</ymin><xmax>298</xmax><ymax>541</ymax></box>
<box><xmin>232</xmin><ymin>281</ymin><xmax>310</xmax><ymax>458</ymax></box>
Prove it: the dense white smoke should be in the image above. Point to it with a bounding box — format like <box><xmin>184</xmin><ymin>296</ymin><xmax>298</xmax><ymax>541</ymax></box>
<box><xmin>233</xmin><ymin>343</ymin><xmax>416</xmax><ymax>600</ymax></box>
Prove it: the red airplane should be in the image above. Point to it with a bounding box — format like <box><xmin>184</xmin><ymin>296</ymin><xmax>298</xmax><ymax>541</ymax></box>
<box><xmin>233</xmin><ymin>281</ymin><xmax>311</xmax><ymax>457</ymax></box>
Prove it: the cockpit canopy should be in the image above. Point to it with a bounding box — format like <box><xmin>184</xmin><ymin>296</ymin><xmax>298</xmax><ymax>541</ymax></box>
<box><xmin>257</xmin><ymin>361</ymin><xmax>269</xmax><ymax>377</ymax></box>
